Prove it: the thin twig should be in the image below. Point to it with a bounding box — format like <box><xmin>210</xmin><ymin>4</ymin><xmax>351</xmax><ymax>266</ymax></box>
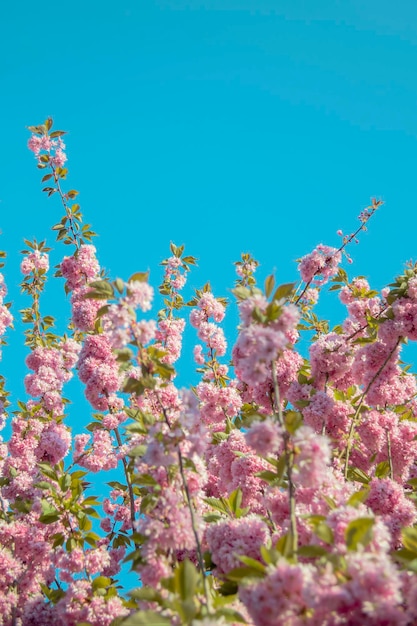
<box><xmin>271</xmin><ymin>365</ymin><xmax>298</xmax><ymax>557</ymax></box>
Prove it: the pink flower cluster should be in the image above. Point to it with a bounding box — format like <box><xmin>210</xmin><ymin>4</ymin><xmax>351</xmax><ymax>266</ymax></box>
<box><xmin>101</xmin><ymin>489</ymin><xmax>133</xmax><ymax>534</ymax></box>
<box><xmin>298</xmin><ymin>243</ymin><xmax>342</xmax><ymax>285</ymax></box>
<box><xmin>352</xmin><ymin>339</ymin><xmax>417</xmax><ymax>406</ymax></box>
<box><xmin>196</xmin><ymin>381</ymin><xmax>242</xmax><ymax>429</ymax></box>
<box><xmin>353</xmin><ymin>409</ymin><xmax>417</xmax><ymax>482</ymax></box>
<box><xmin>205</xmin><ymin>430</ymin><xmax>268</xmax><ymax>512</ymax></box>
<box><xmin>102</xmin><ymin>279</ymin><xmax>155</xmax><ymax>349</ymax></box>
<box><xmin>77</xmin><ymin>334</ymin><xmax>120</xmax><ymax>411</ymax></box>
<box><xmin>25</xmin><ymin>342</ymin><xmax>80</xmax><ymax>414</ymax></box>
<box><xmin>163</xmin><ymin>255</ymin><xmax>188</xmax><ymax>291</ymax></box>
<box><xmin>191</xmin><ymin>292</ymin><xmax>227</xmax><ymax>358</ymax></box>
<box><xmin>233</xmin><ymin>298</ymin><xmax>300</xmax><ymax>393</ymax></box>
<box><xmin>20</xmin><ymin>250</ymin><xmax>49</xmax><ymax>275</ymax></box>
<box><xmin>74</xmin><ymin>429</ymin><xmax>118</xmax><ymax>472</ymax></box>
<box><xmin>309</xmin><ymin>332</ymin><xmax>354</xmax><ymax>390</ymax></box>
<box><xmin>244</xmin><ymin>417</ymin><xmax>283</xmax><ymax>456</ymax></box>
<box><xmin>292</xmin><ymin>425</ymin><xmax>331</xmax><ymax>489</ymax></box>
<box><xmin>60</xmin><ymin>245</ymin><xmax>103</xmax><ymax>332</ymax></box>
<box><xmin>61</xmin><ymin>245</ymin><xmax>100</xmax><ymax>290</ymax></box>
<box><xmin>206</xmin><ymin>515</ymin><xmax>270</xmax><ymax>576</ymax></box>
<box><xmin>155</xmin><ymin>317</ymin><xmax>185</xmax><ymax>363</ymax></box>
<box><xmin>239</xmin><ymin>559</ymin><xmax>316</xmax><ymax>626</ymax></box>
<box><xmin>28</xmin><ymin>134</ymin><xmax>67</xmax><ymax>168</ymax></box>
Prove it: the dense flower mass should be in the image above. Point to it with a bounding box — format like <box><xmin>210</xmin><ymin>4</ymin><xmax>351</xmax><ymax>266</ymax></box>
<box><xmin>298</xmin><ymin>243</ymin><xmax>342</xmax><ymax>285</ymax></box>
<box><xmin>0</xmin><ymin>120</ymin><xmax>416</xmax><ymax>624</ymax></box>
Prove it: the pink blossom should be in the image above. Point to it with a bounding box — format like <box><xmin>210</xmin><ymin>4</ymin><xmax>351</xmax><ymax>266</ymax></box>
<box><xmin>20</xmin><ymin>250</ymin><xmax>49</xmax><ymax>275</ymax></box>
<box><xmin>61</xmin><ymin>244</ymin><xmax>100</xmax><ymax>291</ymax></box>
<box><xmin>155</xmin><ymin>317</ymin><xmax>185</xmax><ymax>363</ymax></box>
<box><xmin>27</xmin><ymin>135</ymin><xmax>43</xmax><ymax>154</ymax></box>
<box><xmin>366</xmin><ymin>478</ymin><xmax>417</xmax><ymax>546</ymax></box>
<box><xmin>51</xmin><ymin>148</ymin><xmax>67</xmax><ymax>167</ymax></box>
<box><xmin>239</xmin><ymin>559</ymin><xmax>316</xmax><ymax>626</ymax></box>
<box><xmin>197</xmin><ymin>292</ymin><xmax>226</xmax><ymax>323</ymax></box>
<box><xmin>292</xmin><ymin>426</ymin><xmax>332</xmax><ymax>489</ymax></box>
<box><xmin>125</xmin><ymin>280</ymin><xmax>154</xmax><ymax>310</ymax></box>
<box><xmin>197</xmin><ymin>382</ymin><xmax>242</xmax><ymax>428</ymax></box>
<box><xmin>238</xmin><ymin>294</ymin><xmax>269</xmax><ymax>326</ymax></box>
<box><xmin>76</xmin><ymin>430</ymin><xmax>118</xmax><ymax>472</ymax></box>
<box><xmin>309</xmin><ymin>332</ymin><xmax>354</xmax><ymax>390</ymax></box>
<box><xmin>206</xmin><ymin>515</ymin><xmax>269</xmax><ymax>576</ymax></box>
<box><xmin>197</xmin><ymin>322</ymin><xmax>227</xmax><ymax>355</ymax></box>
<box><xmin>233</xmin><ymin>325</ymin><xmax>287</xmax><ymax>385</ymax></box>
<box><xmin>71</xmin><ymin>287</ymin><xmax>103</xmax><ymax>331</ymax></box>
<box><xmin>193</xmin><ymin>344</ymin><xmax>205</xmax><ymax>364</ymax></box>
<box><xmin>298</xmin><ymin>244</ymin><xmax>341</xmax><ymax>286</ymax></box>
<box><xmin>245</xmin><ymin>418</ymin><xmax>283</xmax><ymax>456</ymax></box>
<box><xmin>134</xmin><ymin>319</ymin><xmax>156</xmax><ymax>344</ymax></box>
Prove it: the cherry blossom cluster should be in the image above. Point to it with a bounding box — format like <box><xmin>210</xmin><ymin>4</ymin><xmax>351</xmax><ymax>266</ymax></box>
<box><xmin>20</xmin><ymin>249</ymin><xmax>49</xmax><ymax>275</ymax></box>
<box><xmin>101</xmin><ymin>279</ymin><xmax>155</xmax><ymax>349</ymax></box>
<box><xmin>77</xmin><ymin>334</ymin><xmax>121</xmax><ymax>411</ymax></box>
<box><xmin>25</xmin><ymin>342</ymin><xmax>80</xmax><ymax>415</ymax></box>
<box><xmin>28</xmin><ymin>133</ymin><xmax>67</xmax><ymax>168</ymax></box>
<box><xmin>60</xmin><ymin>245</ymin><xmax>103</xmax><ymax>332</ymax></box>
<box><xmin>298</xmin><ymin>243</ymin><xmax>342</xmax><ymax>286</ymax></box>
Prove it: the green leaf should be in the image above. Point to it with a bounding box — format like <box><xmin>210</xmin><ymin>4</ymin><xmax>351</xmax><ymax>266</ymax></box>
<box><xmin>204</xmin><ymin>497</ymin><xmax>228</xmax><ymax>515</ymax></box>
<box><xmin>347</xmin><ymin>467</ymin><xmax>370</xmax><ymax>484</ymax></box>
<box><xmin>260</xmin><ymin>544</ymin><xmax>280</xmax><ymax>566</ymax></box>
<box><xmin>275</xmin><ymin>532</ymin><xmax>294</xmax><ymax>557</ymax></box>
<box><xmin>347</xmin><ymin>486</ymin><xmax>370</xmax><ymax>507</ymax></box>
<box><xmin>228</xmin><ymin>488</ymin><xmax>243</xmax><ymax>513</ymax></box>
<box><xmin>297</xmin><ymin>545</ymin><xmax>329</xmax><ymax>558</ymax></box>
<box><xmin>174</xmin><ymin>558</ymin><xmax>199</xmax><ymax>601</ymax></box>
<box><xmin>92</xmin><ymin>576</ymin><xmax>112</xmax><ymax>590</ymax></box>
<box><xmin>264</xmin><ymin>274</ymin><xmax>275</xmax><ymax>298</ymax></box>
<box><xmin>232</xmin><ymin>285</ymin><xmax>251</xmax><ymax>301</ymax></box>
<box><xmin>121</xmin><ymin>612</ymin><xmax>171</xmax><ymax>625</ymax></box>
<box><xmin>402</xmin><ymin>527</ymin><xmax>417</xmax><ymax>555</ymax></box>
<box><xmin>34</xmin><ymin>481</ymin><xmax>56</xmax><ymax>492</ymax></box>
<box><xmin>272</xmin><ymin>282</ymin><xmax>295</xmax><ymax>302</ymax></box>
<box><xmin>345</xmin><ymin>517</ymin><xmax>374</xmax><ymax>551</ymax></box>
<box><xmin>114</xmin><ymin>277</ymin><xmax>125</xmax><ymax>294</ymax></box>
<box><xmin>38</xmin><ymin>463</ymin><xmax>58</xmax><ymax>481</ymax></box>
<box><xmin>375</xmin><ymin>461</ymin><xmax>391</xmax><ymax>479</ymax></box>
<box><xmin>216</xmin><ymin>607</ymin><xmax>247</xmax><ymax>623</ymax></box>
<box><xmin>88</xmin><ymin>280</ymin><xmax>115</xmax><ymax>296</ymax></box>
<box><xmin>284</xmin><ymin>410</ymin><xmax>303</xmax><ymax>434</ymax></box>
<box><xmin>128</xmin><ymin>272</ymin><xmax>149</xmax><ymax>284</ymax></box>
<box><xmin>50</xmin><ymin>130</ymin><xmax>67</xmax><ymax>138</ymax></box>
<box><xmin>238</xmin><ymin>556</ymin><xmax>266</xmax><ymax>573</ymax></box>
<box><xmin>227</xmin><ymin>566</ymin><xmax>265</xmax><ymax>581</ymax></box>
<box><xmin>255</xmin><ymin>470</ymin><xmax>279</xmax><ymax>484</ymax></box>
<box><xmin>322</xmin><ymin>495</ymin><xmax>337</xmax><ymax>510</ymax></box>
<box><xmin>314</xmin><ymin>522</ymin><xmax>334</xmax><ymax>545</ymax></box>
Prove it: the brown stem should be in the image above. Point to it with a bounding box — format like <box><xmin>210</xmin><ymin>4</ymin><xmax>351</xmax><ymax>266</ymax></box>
<box><xmin>51</xmin><ymin>164</ymin><xmax>80</xmax><ymax>248</ymax></box>
<box><xmin>114</xmin><ymin>427</ymin><xmax>137</xmax><ymax>536</ymax></box>
<box><xmin>271</xmin><ymin>365</ymin><xmax>298</xmax><ymax>557</ymax></box>
<box><xmin>158</xmin><ymin>397</ymin><xmax>211</xmax><ymax>613</ymax></box>
<box><xmin>387</xmin><ymin>430</ymin><xmax>394</xmax><ymax>480</ymax></box>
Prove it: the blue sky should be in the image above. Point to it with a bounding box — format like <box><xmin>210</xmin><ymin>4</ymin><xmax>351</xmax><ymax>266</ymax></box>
<box><xmin>1</xmin><ymin>0</ymin><xmax>417</xmax><ymax>585</ymax></box>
